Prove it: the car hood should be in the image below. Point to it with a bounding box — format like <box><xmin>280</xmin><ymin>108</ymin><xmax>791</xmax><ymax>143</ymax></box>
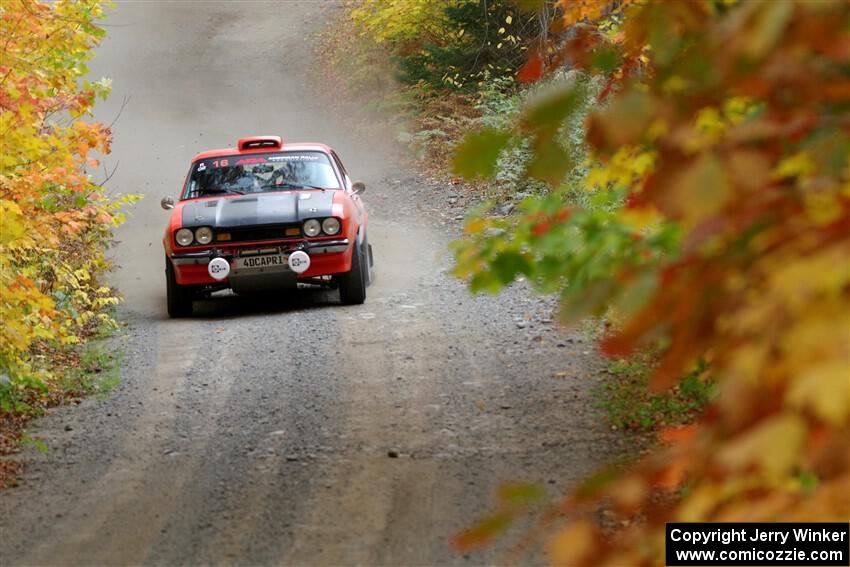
<box><xmin>180</xmin><ymin>191</ymin><xmax>336</xmax><ymax>228</ymax></box>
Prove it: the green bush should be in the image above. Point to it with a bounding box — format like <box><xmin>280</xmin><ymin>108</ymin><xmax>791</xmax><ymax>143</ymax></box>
<box><xmin>396</xmin><ymin>1</ymin><xmax>534</xmax><ymax>90</ymax></box>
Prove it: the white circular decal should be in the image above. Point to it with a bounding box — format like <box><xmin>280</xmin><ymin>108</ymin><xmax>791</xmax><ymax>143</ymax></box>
<box><xmin>208</xmin><ymin>257</ymin><xmax>230</xmax><ymax>281</ymax></box>
<box><xmin>288</xmin><ymin>250</ymin><xmax>310</xmax><ymax>274</ymax></box>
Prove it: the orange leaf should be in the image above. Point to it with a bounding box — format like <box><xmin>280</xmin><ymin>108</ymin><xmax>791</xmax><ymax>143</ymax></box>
<box><xmin>657</xmin><ymin>456</ymin><xmax>690</xmax><ymax>490</ymax></box>
<box><xmin>549</xmin><ymin>520</ymin><xmax>597</xmax><ymax>566</ymax></box>
<box><xmin>518</xmin><ymin>53</ymin><xmax>543</xmax><ymax>83</ymax></box>
<box><xmin>659</xmin><ymin>424</ymin><xmax>698</xmax><ymax>444</ymax></box>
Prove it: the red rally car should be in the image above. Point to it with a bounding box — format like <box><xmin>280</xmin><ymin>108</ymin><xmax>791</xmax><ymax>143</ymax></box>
<box><xmin>161</xmin><ymin>136</ymin><xmax>372</xmax><ymax>318</ymax></box>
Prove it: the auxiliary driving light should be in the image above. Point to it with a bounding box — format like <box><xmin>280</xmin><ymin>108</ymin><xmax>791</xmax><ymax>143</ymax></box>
<box><xmin>208</xmin><ymin>257</ymin><xmax>230</xmax><ymax>281</ymax></box>
<box><xmin>288</xmin><ymin>250</ymin><xmax>310</xmax><ymax>274</ymax></box>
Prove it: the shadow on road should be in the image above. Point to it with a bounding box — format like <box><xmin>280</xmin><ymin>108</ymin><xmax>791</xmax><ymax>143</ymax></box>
<box><xmin>189</xmin><ymin>286</ymin><xmax>341</xmax><ymax>320</ymax></box>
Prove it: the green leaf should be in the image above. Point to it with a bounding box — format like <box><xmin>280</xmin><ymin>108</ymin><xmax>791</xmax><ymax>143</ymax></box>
<box><xmin>452</xmin><ymin>128</ymin><xmax>512</xmax><ymax>179</ymax></box>
<box><xmin>21</xmin><ymin>434</ymin><xmax>49</xmax><ymax>454</ymax></box>
<box><xmin>588</xmin><ymin>90</ymin><xmax>656</xmax><ymax>149</ymax></box>
<box><xmin>591</xmin><ymin>46</ymin><xmax>622</xmax><ymax>73</ymax></box>
<box><xmin>527</xmin><ymin>139</ymin><xmax>572</xmax><ymax>185</ymax></box>
<box><xmin>497</xmin><ymin>481</ymin><xmax>546</xmax><ymax>506</ymax></box>
<box><xmin>558</xmin><ymin>279</ymin><xmax>618</xmax><ymax>323</ymax></box>
<box><xmin>525</xmin><ymin>83</ymin><xmax>586</xmax><ymax>133</ymax></box>
<box><xmin>572</xmin><ymin>465</ymin><xmax>624</xmax><ymax>501</ymax></box>
<box><xmin>452</xmin><ymin>511</ymin><xmax>515</xmax><ymax>551</ymax></box>
<box><xmin>797</xmin><ymin>470</ymin><xmax>819</xmax><ymax>491</ymax></box>
<box><xmin>491</xmin><ymin>251</ymin><xmax>532</xmax><ymax>284</ymax></box>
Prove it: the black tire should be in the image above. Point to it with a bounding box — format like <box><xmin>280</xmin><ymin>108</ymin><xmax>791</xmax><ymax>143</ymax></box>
<box><xmin>338</xmin><ymin>240</ymin><xmax>367</xmax><ymax>305</ymax></box>
<box><xmin>166</xmin><ymin>258</ymin><xmax>194</xmax><ymax>318</ymax></box>
<box><xmin>362</xmin><ymin>233</ymin><xmax>373</xmax><ymax>286</ymax></box>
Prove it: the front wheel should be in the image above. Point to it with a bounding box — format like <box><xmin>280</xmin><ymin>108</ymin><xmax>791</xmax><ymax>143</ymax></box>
<box><xmin>338</xmin><ymin>241</ymin><xmax>367</xmax><ymax>305</ymax></box>
<box><xmin>166</xmin><ymin>258</ymin><xmax>194</xmax><ymax>318</ymax></box>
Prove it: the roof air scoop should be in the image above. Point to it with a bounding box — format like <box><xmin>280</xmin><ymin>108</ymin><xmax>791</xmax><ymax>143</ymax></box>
<box><xmin>238</xmin><ymin>136</ymin><xmax>283</xmax><ymax>150</ymax></box>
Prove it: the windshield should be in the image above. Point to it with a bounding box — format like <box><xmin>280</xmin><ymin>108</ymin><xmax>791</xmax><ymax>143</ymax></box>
<box><xmin>184</xmin><ymin>151</ymin><xmax>341</xmax><ymax>198</ymax></box>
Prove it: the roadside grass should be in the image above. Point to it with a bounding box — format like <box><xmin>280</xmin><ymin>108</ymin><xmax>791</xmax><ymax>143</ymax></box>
<box><xmin>58</xmin><ymin>343</ymin><xmax>123</xmax><ymax>400</ymax></box>
<box><xmin>0</xmin><ymin>326</ymin><xmax>123</xmax><ymax>488</ymax></box>
<box><xmin>596</xmin><ymin>353</ymin><xmax>714</xmax><ymax>432</ymax></box>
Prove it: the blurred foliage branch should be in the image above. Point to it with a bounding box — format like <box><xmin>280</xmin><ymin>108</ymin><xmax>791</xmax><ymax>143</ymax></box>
<box><xmin>452</xmin><ymin>0</ymin><xmax>850</xmax><ymax>564</ymax></box>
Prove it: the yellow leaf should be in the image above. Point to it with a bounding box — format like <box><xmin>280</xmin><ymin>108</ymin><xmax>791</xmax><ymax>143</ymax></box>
<box><xmin>773</xmin><ymin>152</ymin><xmax>816</xmax><ymax>181</ymax></box>
<box><xmin>804</xmin><ymin>190</ymin><xmax>843</xmax><ymax>226</ymax></box>
<box><xmin>464</xmin><ymin>218</ymin><xmax>488</xmax><ymax>234</ymax></box>
<box><xmin>549</xmin><ymin>520</ymin><xmax>596</xmax><ymax>566</ymax></box>
<box><xmin>718</xmin><ymin>414</ymin><xmax>806</xmax><ymax>478</ymax></box>
<box><xmin>618</xmin><ymin>205</ymin><xmax>663</xmax><ymax>231</ymax></box>
<box><xmin>0</xmin><ymin>200</ymin><xmax>27</xmax><ymax>242</ymax></box>
<box><xmin>676</xmin><ymin>484</ymin><xmax>721</xmax><ymax>522</ymax></box>
<box><xmin>788</xmin><ymin>359</ymin><xmax>850</xmax><ymax>425</ymax></box>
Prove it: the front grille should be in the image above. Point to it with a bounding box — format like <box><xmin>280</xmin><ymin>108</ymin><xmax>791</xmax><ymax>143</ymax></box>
<box><xmin>216</xmin><ymin>224</ymin><xmax>300</xmax><ymax>243</ymax></box>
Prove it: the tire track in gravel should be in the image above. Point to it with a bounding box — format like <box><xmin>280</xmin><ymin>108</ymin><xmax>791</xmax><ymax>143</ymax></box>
<box><xmin>282</xmin><ymin>224</ymin><xmax>446</xmax><ymax>565</ymax></box>
<box><xmin>145</xmin><ymin>294</ymin><xmax>347</xmax><ymax>565</ymax></box>
<box><xmin>22</xmin><ymin>321</ymin><xmax>207</xmax><ymax>564</ymax></box>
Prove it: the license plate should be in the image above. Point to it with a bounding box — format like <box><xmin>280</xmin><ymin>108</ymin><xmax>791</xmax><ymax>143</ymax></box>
<box><xmin>236</xmin><ymin>254</ymin><xmax>287</xmax><ymax>270</ymax></box>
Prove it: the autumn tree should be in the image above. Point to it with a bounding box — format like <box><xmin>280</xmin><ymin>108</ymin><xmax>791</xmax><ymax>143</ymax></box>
<box><xmin>0</xmin><ymin>1</ymin><xmax>133</xmax><ymax>416</ymax></box>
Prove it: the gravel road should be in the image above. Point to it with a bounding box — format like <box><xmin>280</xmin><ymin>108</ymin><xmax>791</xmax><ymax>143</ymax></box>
<box><xmin>0</xmin><ymin>2</ymin><xmax>621</xmax><ymax>565</ymax></box>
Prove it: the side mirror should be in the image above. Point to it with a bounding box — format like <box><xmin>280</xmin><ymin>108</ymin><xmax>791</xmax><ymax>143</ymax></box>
<box><xmin>351</xmin><ymin>181</ymin><xmax>366</xmax><ymax>195</ymax></box>
<box><xmin>161</xmin><ymin>196</ymin><xmax>175</xmax><ymax>210</ymax></box>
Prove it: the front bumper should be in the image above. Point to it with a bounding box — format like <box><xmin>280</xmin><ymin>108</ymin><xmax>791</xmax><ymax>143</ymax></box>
<box><xmin>170</xmin><ymin>239</ymin><xmax>352</xmax><ymax>286</ymax></box>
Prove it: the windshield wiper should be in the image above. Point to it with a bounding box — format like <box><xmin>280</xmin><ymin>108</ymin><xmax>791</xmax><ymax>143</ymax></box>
<box><xmin>261</xmin><ymin>182</ymin><xmax>326</xmax><ymax>191</ymax></box>
<box><xmin>203</xmin><ymin>188</ymin><xmax>245</xmax><ymax>196</ymax></box>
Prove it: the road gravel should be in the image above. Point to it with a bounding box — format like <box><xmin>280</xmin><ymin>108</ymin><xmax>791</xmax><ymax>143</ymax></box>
<box><xmin>0</xmin><ymin>2</ymin><xmax>622</xmax><ymax>565</ymax></box>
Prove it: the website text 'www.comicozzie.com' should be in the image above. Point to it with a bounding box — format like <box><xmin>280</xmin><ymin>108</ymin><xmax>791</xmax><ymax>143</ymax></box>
<box><xmin>666</xmin><ymin>523</ymin><xmax>849</xmax><ymax>566</ymax></box>
<box><xmin>674</xmin><ymin>547</ymin><xmax>843</xmax><ymax>564</ymax></box>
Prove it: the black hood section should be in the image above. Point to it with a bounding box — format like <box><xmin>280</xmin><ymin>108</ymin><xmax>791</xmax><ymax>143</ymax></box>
<box><xmin>181</xmin><ymin>192</ymin><xmax>335</xmax><ymax>228</ymax></box>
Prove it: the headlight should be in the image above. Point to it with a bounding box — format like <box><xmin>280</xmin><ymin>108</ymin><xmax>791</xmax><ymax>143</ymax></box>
<box><xmin>321</xmin><ymin>217</ymin><xmax>341</xmax><ymax>235</ymax></box>
<box><xmin>303</xmin><ymin>219</ymin><xmax>321</xmax><ymax>237</ymax></box>
<box><xmin>195</xmin><ymin>226</ymin><xmax>213</xmax><ymax>245</ymax></box>
<box><xmin>175</xmin><ymin>228</ymin><xmax>194</xmax><ymax>246</ymax></box>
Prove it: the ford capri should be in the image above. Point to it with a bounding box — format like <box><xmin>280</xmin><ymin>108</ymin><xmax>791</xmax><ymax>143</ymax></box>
<box><xmin>161</xmin><ymin>136</ymin><xmax>372</xmax><ymax>318</ymax></box>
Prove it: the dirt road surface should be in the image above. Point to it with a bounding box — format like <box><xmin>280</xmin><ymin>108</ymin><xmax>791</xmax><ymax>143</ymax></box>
<box><xmin>0</xmin><ymin>2</ymin><xmax>620</xmax><ymax>565</ymax></box>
